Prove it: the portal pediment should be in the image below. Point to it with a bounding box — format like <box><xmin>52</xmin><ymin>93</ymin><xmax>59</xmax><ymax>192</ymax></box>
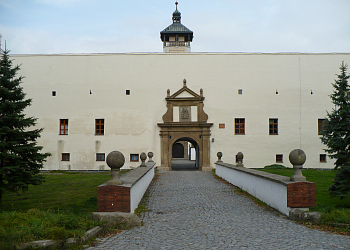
<box><xmin>167</xmin><ymin>79</ymin><xmax>203</xmax><ymax>101</ymax></box>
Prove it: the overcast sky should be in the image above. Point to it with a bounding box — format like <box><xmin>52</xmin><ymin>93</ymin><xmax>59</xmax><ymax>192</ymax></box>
<box><xmin>0</xmin><ymin>0</ymin><xmax>349</xmax><ymax>54</ymax></box>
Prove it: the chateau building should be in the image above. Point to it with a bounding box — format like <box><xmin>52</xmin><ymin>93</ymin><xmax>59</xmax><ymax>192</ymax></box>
<box><xmin>11</xmin><ymin>4</ymin><xmax>350</xmax><ymax>171</ymax></box>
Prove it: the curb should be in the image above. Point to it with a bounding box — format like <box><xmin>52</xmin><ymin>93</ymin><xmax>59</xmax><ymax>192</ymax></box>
<box><xmin>15</xmin><ymin>226</ymin><xmax>103</xmax><ymax>250</ymax></box>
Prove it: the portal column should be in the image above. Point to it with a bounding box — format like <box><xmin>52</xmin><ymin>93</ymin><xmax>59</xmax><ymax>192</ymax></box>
<box><xmin>159</xmin><ymin>132</ymin><xmax>171</xmax><ymax>170</ymax></box>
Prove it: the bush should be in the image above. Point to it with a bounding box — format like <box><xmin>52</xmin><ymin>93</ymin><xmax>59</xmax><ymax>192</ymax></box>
<box><xmin>264</xmin><ymin>164</ymin><xmax>287</xmax><ymax>169</ymax></box>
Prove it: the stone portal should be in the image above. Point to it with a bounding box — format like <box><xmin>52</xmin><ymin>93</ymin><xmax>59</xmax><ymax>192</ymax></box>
<box><xmin>158</xmin><ymin>80</ymin><xmax>213</xmax><ymax>171</ymax></box>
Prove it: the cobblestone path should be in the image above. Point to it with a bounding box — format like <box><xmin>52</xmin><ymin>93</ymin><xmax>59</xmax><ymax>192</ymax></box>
<box><xmin>87</xmin><ymin>171</ymin><xmax>350</xmax><ymax>250</ymax></box>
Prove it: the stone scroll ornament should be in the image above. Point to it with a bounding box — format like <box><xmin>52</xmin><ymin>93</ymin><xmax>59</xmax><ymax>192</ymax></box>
<box><xmin>106</xmin><ymin>151</ymin><xmax>125</xmax><ymax>185</ymax></box>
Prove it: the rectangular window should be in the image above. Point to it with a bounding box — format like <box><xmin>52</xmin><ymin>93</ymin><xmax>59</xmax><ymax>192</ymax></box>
<box><xmin>52</xmin><ymin>91</ymin><xmax>56</xmax><ymax>96</ymax></box>
<box><xmin>320</xmin><ymin>154</ymin><xmax>326</xmax><ymax>162</ymax></box>
<box><xmin>238</xmin><ymin>89</ymin><xmax>243</xmax><ymax>95</ymax></box>
<box><xmin>219</xmin><ymin>123</ymin><xmax>225</xmax><ymax>129</ymax></box>
<box><xmin>130</xmin><ymin>154</ymin><xmax>139</xmax><ymax>162</ymax></box>
<box><xmin>276</xmin><ymin>154</ymin><xmax>283</xmax><ymax>163</ymax></box>
<box><xmin>318</xmin><ymin>119</ymin><xmax>325</xmax><ymax>135</ymax></box>
<box><xmin>62</xmin><ymin>153</ymin><xmax>70</xmax><ymax>161</ymax></box>
<box><xmin>126</xmin><ymin>90</ymin><xmax>130</xmax><ymax>95</ymax></box>
<box><xmin>59</xmin><ymin>119</ymin><xmax>68</xmax><ymax>135</ymax></box>
<box><xmin>96</xmin><ymin>153</ymin><xmax>105</xmax><ymax>161</ymax></box>
<box><xmin>95</xmin><ymin>119</ymin><xmax>104</xmax><ymax>135</ymax></box>
<box><xmin>269</xmin><ymin>119</ymin><xmax>278</xmax><ymax>135</ymax></box>
<box><xmin>235</xmin><ymin>118</ymin><xmax>245</xmax><ymax>135</ymax></box>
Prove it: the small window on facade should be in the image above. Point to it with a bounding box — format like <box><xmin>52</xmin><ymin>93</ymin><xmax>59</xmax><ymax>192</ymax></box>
<box><xmin>126</xmin><ymin>90</ymin><xmax>130</xmax><ymax>95</ymax></box>
<box><xmin>235</xmin><ymin>118</ymin><xmax>245</xmax><ymax>135</ymax></box>
<box><xmin>219</xmin><ymin>123</ymin><xmax>225</xmax><ymax>129</ymax></box>
<box><xmin>269</xmin><ymin>119</ymin><xmax>278</xmax><ymax>135</ymax></box>
<box><xmin>276</xmin><ymin>154</ymin><xmax>283</xmax><ymax>163</ymax></box>
<box><xmin>320</xmin><ymin>154</ymin><xmax>326</xmax><ymax>162</ymax></box>
<box><xmin>52</xmin><ymin>91</ymin><xmax>56</xmax><ymax>96</ymax></box>
<box><xmin>96</xmin><ymin>153</ymin><xmax>105</xmax><ymax>161</ymax></box>
<box><xmin>130</xmin><ymin>154</ymin><xmax>139</xmax><ymax>162</ymax></box>
<box><xmin>62</xmin><ymin>153</ymin><xmax>70</xmax><ymax>161</ymax></box>
<box><xmin>318</xmin><ymin>119</ymin><xmax>325</xmax><ymax>135</ymax></box>
<box><xmin>95</xmin><ymin>119</ymin><xmax>104</xmax><ymax>135</ymax></box>
<box><xmin>238</xmin><ymin>89</ymin><xmax>243</xmax><ymax>95</ymax></box>
<box><xmin>59</xmin><ymin>119</ymin><xmax>68</xmax><ymax>135</ymax></box>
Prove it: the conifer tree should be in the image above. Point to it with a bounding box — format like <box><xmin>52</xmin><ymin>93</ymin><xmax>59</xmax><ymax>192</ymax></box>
<box><xmin>321</xmin><ymin>61</ymin><xmax>350</xmax><ymax>199</ymax></box>
<box><xmin>0</xmin><ymin>45</ymin><xmax>50</xmax><ymax>207</ymax></box>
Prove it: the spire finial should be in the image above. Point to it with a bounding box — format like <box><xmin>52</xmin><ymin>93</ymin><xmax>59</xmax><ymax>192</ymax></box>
<box><xmin>175</xmin><ymin>2</ymin><xmax>178</xmax><ymax>10</ymax></box>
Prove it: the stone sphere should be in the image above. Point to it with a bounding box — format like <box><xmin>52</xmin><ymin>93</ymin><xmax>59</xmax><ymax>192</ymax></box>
<box><xmin>106</xmin><ymin>151</ymin><xmax>125</xmax><ymax>170</ymax></box>
<box><xmin>140</xmin><ymin>152</ymin><xmax>147</xmax><ymax>161</ymax></box>
<box><xmin>217</xmin><ymin>152</ymin><xmax>223</xmax><ymax>158</ymax></box>
<box><xmin>237</xmin><ymin>152</ymin><xmax>244</xmax><ymax>161</ymax></box>
<box><xmin>289</xmin><ymin>149</ymin><xmax>306</xmax><ymax>165</ymax></box>
<box><xmin>148</xmin><ymin>152</ymin><xmax>154</xmax><ymax>158</ymax></box>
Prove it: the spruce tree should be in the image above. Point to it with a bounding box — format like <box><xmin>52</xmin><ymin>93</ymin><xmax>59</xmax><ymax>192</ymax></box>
<box><xmin>321</xmin><ymin>61</ymin><xmax>350</xmax><ymax>199</ymax></box>
<box><xmin>0</xmin><ymin>46</ymin><xmax>50</xmax><ymax>207</ymax></box>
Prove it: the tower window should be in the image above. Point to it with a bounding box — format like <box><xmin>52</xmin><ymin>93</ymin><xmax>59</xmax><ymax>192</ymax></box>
<box><xmin>238</xmin><ymin>89</ymin><xmax>243</xmax><ymax>95</ymax></box>
<box><xmin>126</xmin><ymin>90</ymin><xmax>130</xmax><ymax>95</ymax></box>
<box><xmin>52</xmin><ymin>91</ymin><xmax>56</xmax><ymax>96</ymax></box>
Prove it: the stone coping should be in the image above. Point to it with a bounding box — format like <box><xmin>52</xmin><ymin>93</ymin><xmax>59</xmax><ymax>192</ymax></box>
<box><xmin>98</xmin><ymin>162</ymin><xmax>156</xmax><ymax>188</ymax></box>
<box><xmin>215</xmin><ymin>162</ymin><xmax>312</xmax><ymax>186</ymax></box>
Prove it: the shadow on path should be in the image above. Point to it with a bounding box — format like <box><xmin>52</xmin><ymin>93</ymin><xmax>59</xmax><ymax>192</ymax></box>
<box><xmin>171</xmin><ymin>159</ymin><xmax>197</xmax><ymax>171</ymax></box>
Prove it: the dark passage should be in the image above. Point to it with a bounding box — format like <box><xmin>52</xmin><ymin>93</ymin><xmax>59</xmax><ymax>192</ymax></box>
<box><xmin>171</xmin><ymin>159</ymin><xmax>197</xmax><ymax>171</ymax></box>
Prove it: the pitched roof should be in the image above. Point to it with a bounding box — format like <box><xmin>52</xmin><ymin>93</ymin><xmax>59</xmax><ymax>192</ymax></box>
<box><xmin>161</xmin><ymin>23</ymin><xmax>193</xmax><ymax>34</ymax></box>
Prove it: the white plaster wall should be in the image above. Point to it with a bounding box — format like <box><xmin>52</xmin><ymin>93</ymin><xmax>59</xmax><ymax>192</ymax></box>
<box><xmin>130</xmin><ymin>165</ymin><xmax>155</xmax><ymax>213</ymax></box>
<box><xmin>216</xmin><ymin>164</ymin><xmax>290</xmax><ymax>215</ymax></box>
<box><xmin>11</xmin><ymin>53</ymin><xmax>350</xmax><ymax>170</ymax></box>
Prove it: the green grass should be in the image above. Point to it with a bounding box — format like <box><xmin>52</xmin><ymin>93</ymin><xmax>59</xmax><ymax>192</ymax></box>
<box><xmin>0</xmin><ymin>171</ymin><xmax>133</xmax><ymax>249</ymax></box>
<box><xmin>1</xmin><ymin>172</ymin><xmax>111</xmax><ymax>212</ymax></box>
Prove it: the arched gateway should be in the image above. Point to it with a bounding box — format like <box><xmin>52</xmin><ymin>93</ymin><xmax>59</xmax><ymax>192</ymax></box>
<box><xmin>158</xmin><ymin>80</ymin><xmax>213</xmax><ymax>170</ymax></box>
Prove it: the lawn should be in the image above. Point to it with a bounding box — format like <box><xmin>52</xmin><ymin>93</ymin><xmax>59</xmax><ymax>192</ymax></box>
<box><xmin>1</xmin><ymin>172</ymin><xmax>110</xmax><ymax>212</ymax></box>
<box><xmin>0</xmin><ymin>171</ymin><xmax>118</xmax><ymax>249</ymax></box>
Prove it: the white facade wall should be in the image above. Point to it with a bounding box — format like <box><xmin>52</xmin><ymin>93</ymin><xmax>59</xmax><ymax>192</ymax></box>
<box><xmin>11</xmin><ymin>53</ymin><xmax>350</xmax><ymax>170</ymax></box>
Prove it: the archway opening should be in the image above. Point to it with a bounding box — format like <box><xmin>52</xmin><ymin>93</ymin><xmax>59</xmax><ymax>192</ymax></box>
<box><xmin>171</xmin><ymin>137</ymin><xmax>199</xmax><ymax>171</ymax></box>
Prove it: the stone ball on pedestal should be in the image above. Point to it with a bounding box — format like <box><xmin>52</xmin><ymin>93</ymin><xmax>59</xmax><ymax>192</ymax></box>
<box><xmin>106</xmin><ymin>151</ymin><xmax>125</xmax><ymax>170</ymax></box>
<box><xmin>289</xmin><ymin>149</ymin><xmax>306</xmax><ymax>166</ymax></box>
<box><xmin>236</xmin><ymin>152</ymin><xmax>244</xmax><ymax>161</ymax></box>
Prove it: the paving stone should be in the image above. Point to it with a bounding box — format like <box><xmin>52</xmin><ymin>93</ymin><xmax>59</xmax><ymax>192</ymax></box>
<box><xmin>86</xmin><ymin>171</ymin><xmax>350</xmax><ymax>250</ymax></box>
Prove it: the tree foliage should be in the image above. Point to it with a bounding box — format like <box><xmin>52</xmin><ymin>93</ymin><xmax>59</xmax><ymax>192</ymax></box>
<box><xmin>0</xmin><ymin>46</ymin><xmax>51</xmax><ymax>207</ymax></box>
<box><xmin>321</xmin><ymin>61</ymin><xmax>350</xmax><ymax>199</ymax></box>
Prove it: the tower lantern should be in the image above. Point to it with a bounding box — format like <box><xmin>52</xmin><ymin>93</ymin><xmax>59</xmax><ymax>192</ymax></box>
<box><xmin>160</xmin><ymin>2</ymin><xmax>193</xmax><ymax>53</ymax></box>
